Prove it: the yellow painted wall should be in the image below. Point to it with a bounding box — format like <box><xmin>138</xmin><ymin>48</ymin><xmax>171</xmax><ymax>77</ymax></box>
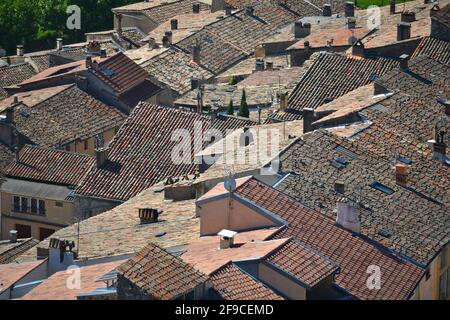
<box><xmin>413</xmin><ymin>243</ymin><xmax>449</xmax><ymax>300</ymax></box>
<box><xmin>1</xmin><ymin>192</ymin><xmax>75</xmax><ymax>240</ymax></box>
<box><xmin>62</xmin><ymin>127</ymin><xmax>119</xmax><ymax>156</ymax></box>
<box><xmin>258</xmin><ymin>263</ymin><xmax>306</xmax><ymax>300</ymax></box>
<box><xmin>198</xmin><ymin>197</ymin><xmax>278</xmax><ymax>236</ymax></box>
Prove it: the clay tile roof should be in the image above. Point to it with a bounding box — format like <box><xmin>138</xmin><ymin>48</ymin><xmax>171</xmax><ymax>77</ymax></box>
<box><xmin>142</xmin><ymin>47</ymin><xmax>214</xmax><ymax>95</ymax></box>
<box><xmin>90</xmin><ymin>52</ymin><xmax>150</xmax><ymax>94</ymax></box>
<box><xmin>266</xmin><ymin>239</ymin><xmax>339</xmax><ymax>288</ymax></box>
<box><xmin>412</xmin><ymin>37</ymin><xmax>450</xmax><ymax>65</ymax></box>
<box><xmin>0</xmin><ymin>238</ymin><xmax>39</xmax><ymax>264</ymax></box>
<box><xmin>280</xmin><ymin>53</ymin><xmax>399</xmax><ymax>120</ymax></box>
<box><xmin>143</xmin><ymin>0</ymin><xmax>211</xmax><ymax>24</ymax></box>
<box><xmin>8</xmin><ymin>84</ymin><xmax>126</xmax><ymax>148</ymax></box>
<box><xmin>4</xmin><ymin>145</ymin><xmax>95</xmax><ymax>186</ymax></box>
<box><xmin>0</xmin><ymin>63</ymin><xmax>37</xmax><ymax>100</ymax></box>
<box><xmin>75</xmin><ymin>103</ymin><xmax>256</xmax><ymax>202</ymax></box>
<box><xmin>275</xmin><ymin>130</ymin><xmax>449</xmax><ymax>266</ymax></box>
<box><xmin>430</xmin><ymin>3</ymin><xmax>450</xmax><ymax>27</ymax></box>
<box><xmin>210</xmin><ymin>262</ymin><xmax>284</xmax><ymax>300</ymax></box>
<box><xmin>0</xmin><ymin>142</ymin><xmax>14</xmax><ymax>172</ymax></box>
<box><xmin>0</xmin><ymin>260</ymin><xmax>46</xmax><ymax>294</ymax></box>
<box><xmin>118</xmin><ymin>242</ymin><xmax>207</xmax><ymax>300</ymax></box>
<box><xmin>236</xmin><ymin>177</ymin><xmax>424</xmax><ymax>300</ymax></box>
<box><xmin>22</xmin><ymin>260</ymin><xmax>124</xmax><ymax>300</ymax></box>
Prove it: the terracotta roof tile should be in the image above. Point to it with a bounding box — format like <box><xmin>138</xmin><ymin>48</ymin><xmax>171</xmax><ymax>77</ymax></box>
<box><xmin>210</xmin><ymin>262</ymin><xmax>284</xmax><ymax>300</ymax></box>
<box><xmin>0</xmin><ymin>238</ymin><xmax>39</xmax><ymax>264</ymax></box>
<box><xmin>75</xmin><ymin>103</ymin><xmax>255</xmax><ymax>201</ymax></box>
<box><xmin>0</xmin><ymin>63</ymin><xmax>37</xmax><ymax>100</ymax></box>
<box><xmin>0</xmin><ymin>260</ymin><xmax>46</xmax><ymax>294</ymax></box>
<box><xmin>412</xmin><ymin>36</ymin><xmax>450</xmax><ymax>65</ymax></box>
<box><xmin>236</xmin><ymin>178</ymin><xmax>424</xmax><ymax>300</ymax></box>
<box><xmin>4</xmin><ymin>145</ymin><xmax>95</xmax><ymax>186</ymax></box>
<box><xmin>118</xmin><ymin>243</ymin><xmax>207</xmax><ymax>300</ymax></box>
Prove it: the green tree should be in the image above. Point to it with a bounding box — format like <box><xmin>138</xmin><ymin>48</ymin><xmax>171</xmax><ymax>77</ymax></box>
<box><xmin>238</xmin><ymin>89</ymin><xmax>249</xmax><ymax>118</ymax></box>
<box><xmin>227</xmin><ymin>99</ymin><xmax>234</xmax><ymax>116</ymax></box>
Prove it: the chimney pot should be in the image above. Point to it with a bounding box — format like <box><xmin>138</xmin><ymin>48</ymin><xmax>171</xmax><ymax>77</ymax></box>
<box><xmin>345</xmin><ymin>2</ymin><xmax>355</xmax><ymax>17</ymax></box>
<box><xmin>390</xmin><ymin>0</ymin><xmax>396</xmax><ymax>14</ymax></box>
<box><xmin>56</xmin><ymin>38</ymin><xmax>64</xmax><ymax>50</ymax></box>
<box><xmin>303</xmin><ymin>108</ymin><xmax>316</xmax><ymax>133</ymax></box>
<box><xmin>395</xmin><ymin>163</ymin><xmax>408</xmax><ymax>185</ymax></box>
<box><xmin>95</xmin><ymin>147</ymin><xmax>108</xmax><ymax>168</ymax></box>
<box><xmin>401</xmin><ymin>11</ymin><xmax>416</xmax><ymax>22</ymax></box>
<box><xmin>138</xmin><ymin>208</ymin><xmax>160</xmax><ymax>224</ymax></box>
<box><xmin>294</xmin><ymin>21</ymin><xmax>311</xmax><ymax>38</ymax></box>
<box><xmin>170</xmin><ymin>19</ymin><xmax>178</xmax><ymax>30</ymax></box>
<box><xmin>147</xmin><ymin>37</ymin><xmax>156</xmax><ymax>49</ymax></box>
<box><xmin>100</xmin><ymin>49</ymin><xmax>107</xmax><ymax>58</ymax></box>
<box><xmin>323</xmin><ymin>4</ymin><xmax>332</xmax><ymax>17</ymax></box>
<box><xmin>9</xmin><ymin>230</ymin><xmax>18</xmax><ymax>243</ymax></box>
<box><xmin>352</xmin><ymin>40</ymin><xmax>365</xmax><ymax>57</ymax></box>
<box><xmin>399</xmin><ymin>54</ymin><xmax>409</xmax><ymax>70</ymax></box>
<box><xmin>193</xmin><ymin>3</ymin><xmax>200</xmax><ymax>13</ymax></box>
<box><xmin>191</xmin><ymin>45</ymin><xmax>201</xmax><ymax>64</ymax></box>
<box><xmin>225</xmin><ymin>5</ymin><xmax>232</xmax><ymax>15</ymax></box>
<box><xmin>397</xmin><ymin>22</ymin><xmax>411</xmax><ymax>41</ymax></box>
<box><xmin>5</xmin><ymin>106</ymin><xmax>14</xmax><ymax>124</ymax></box>
<box><xmin>347</xmin><ymin>17</ymin><xmax>356</xmax><ymax>29</ymax></box>
<box><xmin>16</xmin><ymin>45</ymin><xmax>24</xmax><ymax>56</ymax></box>
<box><xmin>335</xmin><ymin>182</ymin><xmax>345</xmax><ymax>194</ymax></box>
<box><xmin>191</xmin><ymin>77</ymin><xmax>200</xmax><ymax>90</ymax></box>
<box><xmin>245</xmin><ymin>5</ymin><xmax>254</xmax><ymax>16</ymax></box>
<box><xmin>218</xmin><ymin>229</ymin><xmax>237</xmax><ymax>250</ymax></box>
<box><xmin>255</xmin><ymin>58</ymin><xmax>265</xmax><ymax>72</ymax></box>
<box><xmin>266</xmin><ymin>61</ymin><xmax>274</xmax><ymax>70</ymax></box>
<box><xmin>86</xmin><ymin>55</ymin><xmax>93</xmax><ymax>68</ymax></box>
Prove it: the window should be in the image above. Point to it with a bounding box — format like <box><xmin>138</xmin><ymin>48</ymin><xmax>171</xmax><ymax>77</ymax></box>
<box><xmin>20</xmin><ymin>197</ymin><xmax>28</xmax><ymax>213</ymax></box>
<box><xmin>31</xmin><ymin>199</ymin><xmax>38</xmax><ymax>213</ymax></box>
<box><xmin>369</xmin><ymin>181</ymin><xmax>395</xmax><ymax>195</ymax></box>
<box><xmin>39</xmin><ymin>228</ymin><xmax>55</xmax><ymax>241</ymax></box>
<box><xmin>15</xmin><ymin>224</ymin><xmax>31</xmax><ymax>238</ymax></box>
<box><xmin>13</xmin><ymin>196</ymin><xmax>20</xmax><ymax>212</ymax></box>
<box><xmin>55</xmin><ymin>201</ymin><xmax>64</xmax><ymax>208</ymax></box>
<box><xmin>38</xmin><ymin>200</ymin><xmax>46</xmax><ymax>215</ymax></box>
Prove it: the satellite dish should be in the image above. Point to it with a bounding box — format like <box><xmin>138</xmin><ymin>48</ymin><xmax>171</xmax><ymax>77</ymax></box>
<box><xmin>224</xmin><ymin>168</ymin><xmax>236</xmax><ymax>192</ymax></box>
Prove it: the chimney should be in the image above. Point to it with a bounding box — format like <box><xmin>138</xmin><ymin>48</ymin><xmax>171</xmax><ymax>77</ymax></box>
<box><xmin>191</xmin><ymin>45</ymin><xmax>201</xmax><ymax>64</ymax></box>
<box><xmin>266</xmin><ymin>61</ymin><xmax>274</xmax><ymax>70</ymax></box>
<box><xmin>437</xmin><ymin>97</ymin><xmax>450</xmax><ymax>116</ymax></box>
<box><xmin>334</xmin><ymin>181</ymin><xmax>345</xmax><ymax>194</ymax></box>
<box><xmin>390</xmin><ymin>0</ymin><xmax>396</xmax><ymax>14</ymax></box>
<box><xmin>5</xmin><ymin>106</ymin><xmax>14</xmax><ymax>124</ymax></box>
<box><xmin>352</xmin><ymin>40</ymin><xmax>365</xmax><ymax>57</ymax></box>
<box><xmin>75</xmin><ymin>75</ymin><xmax>88</xmax><ymax>91</ymax></box>
<box><xmin>399</xmin><ymin>54</ymin><xmax>409</xmax><ymax>70</ymax></box>
<box><xmin>431</xmin><ymin>126</ymin><xmax>447</xmax><ymax>163</ymax></box>
<box><xmin>148</xmin><ymin>37</ymin><xmax>156</xmax><ymax>49</ymax></box>
<box><xmin>116</xmin><ymin>13</ymin><xmax>123</xmax><ymax>35</ymax></box>
<box><xmin>401</xmin><ymin>11</ymin><xmax>415</xmax><ymax>22</ymax></box>
<box><xmin>245</xmin><ymin>5</ymin><xmax>254</xmax><ymax>16</ymax></box>
<box><xmin>170</xmin><ymin>19</ymin><xmax>178</xmax><ymax>30</ymax></box>
<box><xmin>397</xmin><ymin>22</ymin><xmax>411</xmax><ymax>41</ymax></box>
<box><xmin>95</xmin><ymin>147</ymin><xmax>108</xmax><ymax>168</ymax></box>
<box><xmin>191</xmin><ymin>77</ymin><xmax>200</xmax><ymax>90</ymax></box>
<box><xmin>294</xmin><ymin>22</ymin><xmax>311</xmax><ymax>39</ymax></box>
<box><xmin>345</xmin><ymin>2</ymin><xmax>355</xmax><ymax>18</ymax></box>
<box><xmin>218</xmin><ymin>229</ymin><xmax>237</xmax><ymax>250</ymax></box>
<box><xmin>255</xmin><ymin>58</ymin><xmax>265</xmax><ymax>71</ymax></box>
<box><xmin>16</xmin><ymin>45</ymin><xmax>24</xmax><ymax>56</ymax></box>
<box><xmin>100</xmin><ymin>48</ymin><xmax>107</xmax><ymax>58</ymax></box>
<box><xmin>395</xmin><ymin>163</ymin><xmax>408</xmax><ymax>186</ymax></box>
<box><xmin>303</xmin><ymin>108</ymin><xmax>316</xmax><ymax>133</ymax></box>
<box><xmin>225</xmin><ymin>5</ymin><xmax>232</xmax><ymax>15</ymax></box>
<box><xmin>279</xmin><ymin>92</ymin><xmax>288</xmax><ymax>111</ymax></box>
<box><xmin>193</xmin><ymin>3</ymin><xmax>200</xmax><ymax>13</ymax></box>
<box><xmin>85</xmin><ymin>55</ymin><xmax>93</xmax><ymax>68</ymax></box>
<box><xmin>163</xmin><ymin>31</ymin><xmax>172</xmax><ymax>47</ymax></box>
<box><xmin>48</xmin><ymin>238</ymin><xmax>75</xmax><ymax>274</ymax></box>
<box><xmin>138</xmin><ymin>208</ymin><xmax>160</xmax><ymax>224</ymax></box>
<box><xmin>323</xmin><ymin>4</ymin><xmax>332</xmax><ymax>17</ymax></box>
<box><xmin>347</xmin><ymin>17</ymin><xmax>356</xmax><ymax>29</ymax></box>
<box><xmin>9</xmin><ymin>230</ymin><xmax>17</xmax><ymax>243</ymax></box>
<box><xmin>304</xmin><ymin>40</ymin><xmax>310</xmax><ymax>52</ymax></box>
<box><xmin>56</xmin><ymin>38</ymin><xmax>64</xmax><ymax>50</ymax></box>
<box><xmin>336</xmin><ymin>197</ymin><xmax>360</xmax><ymax>234</ymax></box>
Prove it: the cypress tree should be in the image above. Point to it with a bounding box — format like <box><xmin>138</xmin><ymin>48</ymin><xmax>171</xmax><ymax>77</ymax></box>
<box><xmin>238</xmin><ymin>89</ymin><xmax>249</xmax><ymax>118</ymax></box>
<box><xmin>227</xmin><ymin>99</ymin><xmax>234</xmax><ymax>115</ymax></box>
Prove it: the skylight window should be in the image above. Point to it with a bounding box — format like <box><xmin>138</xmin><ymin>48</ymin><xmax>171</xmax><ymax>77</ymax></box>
<box><xmin>398</xmin><ymin>155</ymin><xmax>413</xmax><ymax>165</ymax></box>
<box><xmin>369</xmin><ymin>181</ymin><xmax>395</xmax><ymax>195</ymax></box>
<box><xmin>335</xmin><ymin>146</ymin><xmax>358</xmax><ymax>160</ymax></box>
